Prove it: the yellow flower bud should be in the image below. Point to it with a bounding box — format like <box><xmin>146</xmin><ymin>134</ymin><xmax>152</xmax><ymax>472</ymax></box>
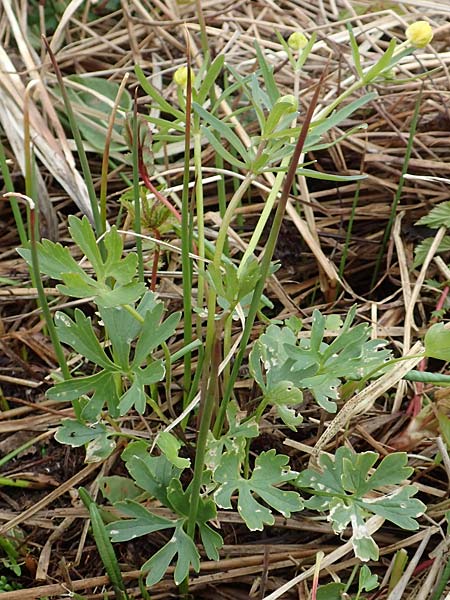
<box><xmin>173</xmin><ymin>66</ymin><xmax>194</xmax><ymax>87</ymax></box>
<box><xmin>406</xmin><ymin>21</ymin><xmax>433</xmax><ymax>48</ymax></box>
<box><xmin>288</xmin><ymin>31</ymin><xmax>308</xmax><ymax>51</ymax></box>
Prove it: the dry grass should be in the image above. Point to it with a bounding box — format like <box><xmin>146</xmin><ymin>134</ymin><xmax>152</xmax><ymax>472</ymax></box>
<box><xmin>1</xmin><ymin>0</ymin><xmax>450</xmax><ymax>598</ymax></box>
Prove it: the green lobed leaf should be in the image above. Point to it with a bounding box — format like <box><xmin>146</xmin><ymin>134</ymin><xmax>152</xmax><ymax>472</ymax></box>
<box><xmin>124</xmin><ymin>445</ymin><xmax>181</xmax><ymax>505</ymax></box>
<box><xmin>57</xmin><ymin>272</ymin><xmax>100</xmax><ymax>299</ymax></box>
<box><xmin>205</xmin><ymin>401</ymin><xmax>259</xmax><ymax>470</ymax></box>
<box><xmin>68</xmin><ymin>216</ymin><xmax>104</xmax><ymax>280</ymax></box>
<box><xmin>359</xmin><ymin>564</ymin><xmax>379</xmax><ymax>593</ymax></box>
<box><xmin>55</xmin><ymin>309</ymin><xmax>117</xmax><ymax>370</ymax></box>
<box><xmin>47</xmin><ymin>370</ymin><xmax>111</xmax><ymax>402</ymax></box>
<box><xmin>96</xmin><ymin>281</ymin><xmax>146</xmax><ymax>308</ymax></box>
<box><xmin>316</xmin><ymin>582</ymin><xmax>346</xmax><ymax>600</ymax></box>
<box><xmin>107</xmin><ymin>501</ymin><xmax>173</xmax><ymax>542</ymax></box>
<box><xmin>55</xmin><ymin>419</ymin><xmax>109</xmax><ymax>447</ymax></box>
<box><xmin>17</xmin><ymin>239</ymin><xmax>86</xmax><ymax>280</ymax></box>
<box><xmin>85</xmin><ymin>434</ymin><xmax>116</xmax><ymax>462</ymax></box>
<box><xmin>296</xmin><ymin>447</ymin><xmax>425</xmax><ymax>561</ymax></box>
<box><xmin>142</xmin><ymin>521</ymin><xmax>200</xmax><ymax>587</ymax></box>
<box><xmin>156</xmin><ymin>432</ymin><xmax>190</xmax><ymax>469</ymax></box>
<box><xmin>132</xmin><ymin>308</ymin><xmax>180</xmax><ymax>368</ymax></box>
<box><xmin>213</xmin><ymin>450</ymin><xmax>303</xmax><ymax>531</ymax></box>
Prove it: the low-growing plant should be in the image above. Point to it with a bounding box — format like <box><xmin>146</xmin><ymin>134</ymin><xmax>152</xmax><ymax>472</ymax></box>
<box><xmin>16</xmin><ymin>19</ymin><xmax>449</xmax><ymax>596</ymax></box>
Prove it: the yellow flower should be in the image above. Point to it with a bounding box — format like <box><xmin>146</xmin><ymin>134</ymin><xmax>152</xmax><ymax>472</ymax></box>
<box><xmin>173</xmin><ymin>66</ymin><xmax>194</xmax><ymax>87</ymax></box>
<box><xmin>288</xmin><ymin>31</ymin><xmax>308</xmax><ymax>51</ymax></box>
<box><xmin>406</xmin><ymin>21</ymin><xmax>433</xmax><ymax>48</ymax></box>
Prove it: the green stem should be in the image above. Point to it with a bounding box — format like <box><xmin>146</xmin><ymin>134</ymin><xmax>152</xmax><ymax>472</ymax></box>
<box><xmin>213</xmin><ymin>171</ymin><xmax>255</xmax><ymax>267</ymax></box>
<box><xmin>0</xmin><ymin>477</ymin><xmax>33</xmax><ymax>488</ymax></box>
<box><xmin>371</xmin><ymin>88</ymin><xmax>422</xmax><ymax>287</ymax></box>
<box><xmin>0</xmin><ymin>138</ymin><xmax>27</xmax><ymax>244</ymax></box>
<box><xmin>0</xmin><ymin>431</ymin><xmax>51</xmax><ymax>469</ymax></box>
<box><xmin>181</xmin><ymin>65</ymin><xmax>193</xmax><ymax>409</ymax></box>
<box><xmin>430</xmin><ymin>554</ymin><xmax>450</xmax><ymax>600</ymax></box>
<box><xmin>195</xmin><ymin>0</ymin><xmax>209</xmax><ymax>60</ymax></box>
<box><xmin>29</xmin><ymin>206</ymin><xmax>70</xmax><ymax>380</ymax></box>
<box><xmin>194</xmin><ymin>126</ymin><xmax>205</xmax><ymax>332</ymax></box>
<box><xmin>222</xmin><ymin>315</ymin><xmax>232</xmax><ymax>393</ymax></box>
<box><xmin>133</xmin><ymin>97</ymin><xmax>144</xmax><ymax>282</ymax></box>
<box><xmin>122</xmin><ymin>303</ymin><xmax>144</xmax><ymax>324</ymax></box>
<box><xmin>213</xmin><ymin>69</ymin><xmax>328</xmax><ymax>437</ymax></box>
<box><xmin>357</xmin><ymin>353</ymin><xmax>425</xmax><ymax>389</ymax></box>
<box><xmin>338</xmin><ymin>181</ymin><xmax>360</xmax><ymax>281</ymax></box>
<box><xmin>43</xmin><ymin>37</ymin><xmax>102</xmax><ymax>236</ymax></box>
<box><xmin>238</xmin><ymin>155</ymin><xmax>289</xmax><ymax>277</ymax></box>
<box><xmin>186</xmin><ymin>334</ymin><xmax>221</xmax><ymax>538</ymax></box>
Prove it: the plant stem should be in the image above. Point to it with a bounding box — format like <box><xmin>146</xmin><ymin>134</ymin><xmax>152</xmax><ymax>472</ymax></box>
<box><xmin>195</xmin><ymin>0</ymin><xmax>209</xmax><ymax>60</ymax></box>
<box><xmin>430</xmin><ymin>554</ymin><xmax>450</xmax><ymax>600</ymax></box>
<box><xmin>338</xmin><ymin>181</ymin><xmax>360</xmax><ymax>281</ymax></box>
<box><xmin>186</xmin><ymin>335</ymin><xmax>221</xmax><ymax>538</ymax></box>
<box><xmin>238</xmin><ymin>155</ymin><xmax>289</xmax><ymax>277</ymax></box>
<box><xmin>42</xmin><ymin>37</ymin><xmax>102</xmax><ymax>237</ymax></box>
<box><xmin>132</xmin><ymin>94</ymin><xmax>144</xmax><ymax>282</ymax></box>
<box><xmin>213</xmin><ymin>172</ymin><xmax>255</xmax><ymax>267</ymax></box>
<box><xmin>371</xmin><ymin>88</ymin><xmax>422</xmax><ymax>287</ymax></box>
<box><xmin>29</xmin><ymin>203</ymin><xmax>70</xmax><ymax>379</ymax></box>
<box><xmin>100</xmin><ymin>74</ymin><xmax>129</xmax><ymax>236</ymax></box>
<box><xmin>194</xmin><ymin>124</ymin><xmax>205</xmax><ymax>333</ymax></box>
<box><xmin>181</xmin><ymin>63</ymin><xmax>194</xmax><ymax>409</ymax></box>
<box><xmin>0</xmin><ymin>138</ymin><xmax>27</xmax><ymax>245</ymax></box>
<box><xmin>213</xmin><ymin>68</ymin><xmax>327</xmax><ymax>437</ymax></box>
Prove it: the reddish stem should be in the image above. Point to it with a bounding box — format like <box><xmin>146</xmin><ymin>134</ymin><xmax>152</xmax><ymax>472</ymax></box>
<box><xmin>138</xmin><ymin>155</ymin><xmax>182</xmax><ymax>223</ymax></box>
<box><xmin>150</xmin><ymin>228</ymin><xmax>161</xmax><ymax>292</ymax></box>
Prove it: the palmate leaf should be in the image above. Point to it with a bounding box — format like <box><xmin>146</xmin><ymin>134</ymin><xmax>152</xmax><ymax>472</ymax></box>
<box><xmin>156</xmin><ymin>432</ymin><xmax>190</xmax><ymax>469</ymax></box>
<box><xmin>106</xmin><ymin>468</ymin><xmax>222</xmax><ymax>587</ymax></box>
<box><xmin>68</xmin><ymin>215</ymin><xmax>104</xmax><ymax>279</ymax></box>
<box><xmin>254</xmin><ymin>308</ymin><xmax>391</xmax><ymax>413</ymax></box>
<box><xmin>132</xmin><ymin>308</ymin><xmax>180</xmax><ymax>368</ymax></box>
<box><xmin>142</xmin><ymin>521</ymin><xmax>200</xmax><ymax>587</ymax></box>
<box><xmin>166</xmin><ymin>479</ymin><xmax>223</xmax><ymax>560</ymax></box>
<box><xmin>213</xmin><ymin>450</ymin><xmax>303</xmax><ymax>531</ymax></box>
<box><xmin>296</xmin><ymin>448</ymin><xmax>425</xmax><ymax>561</ymax></box>
<box><xmin>100</xmin><ymin>476</ymin><xmax>142</xmax><ymax>504</ymax></box>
